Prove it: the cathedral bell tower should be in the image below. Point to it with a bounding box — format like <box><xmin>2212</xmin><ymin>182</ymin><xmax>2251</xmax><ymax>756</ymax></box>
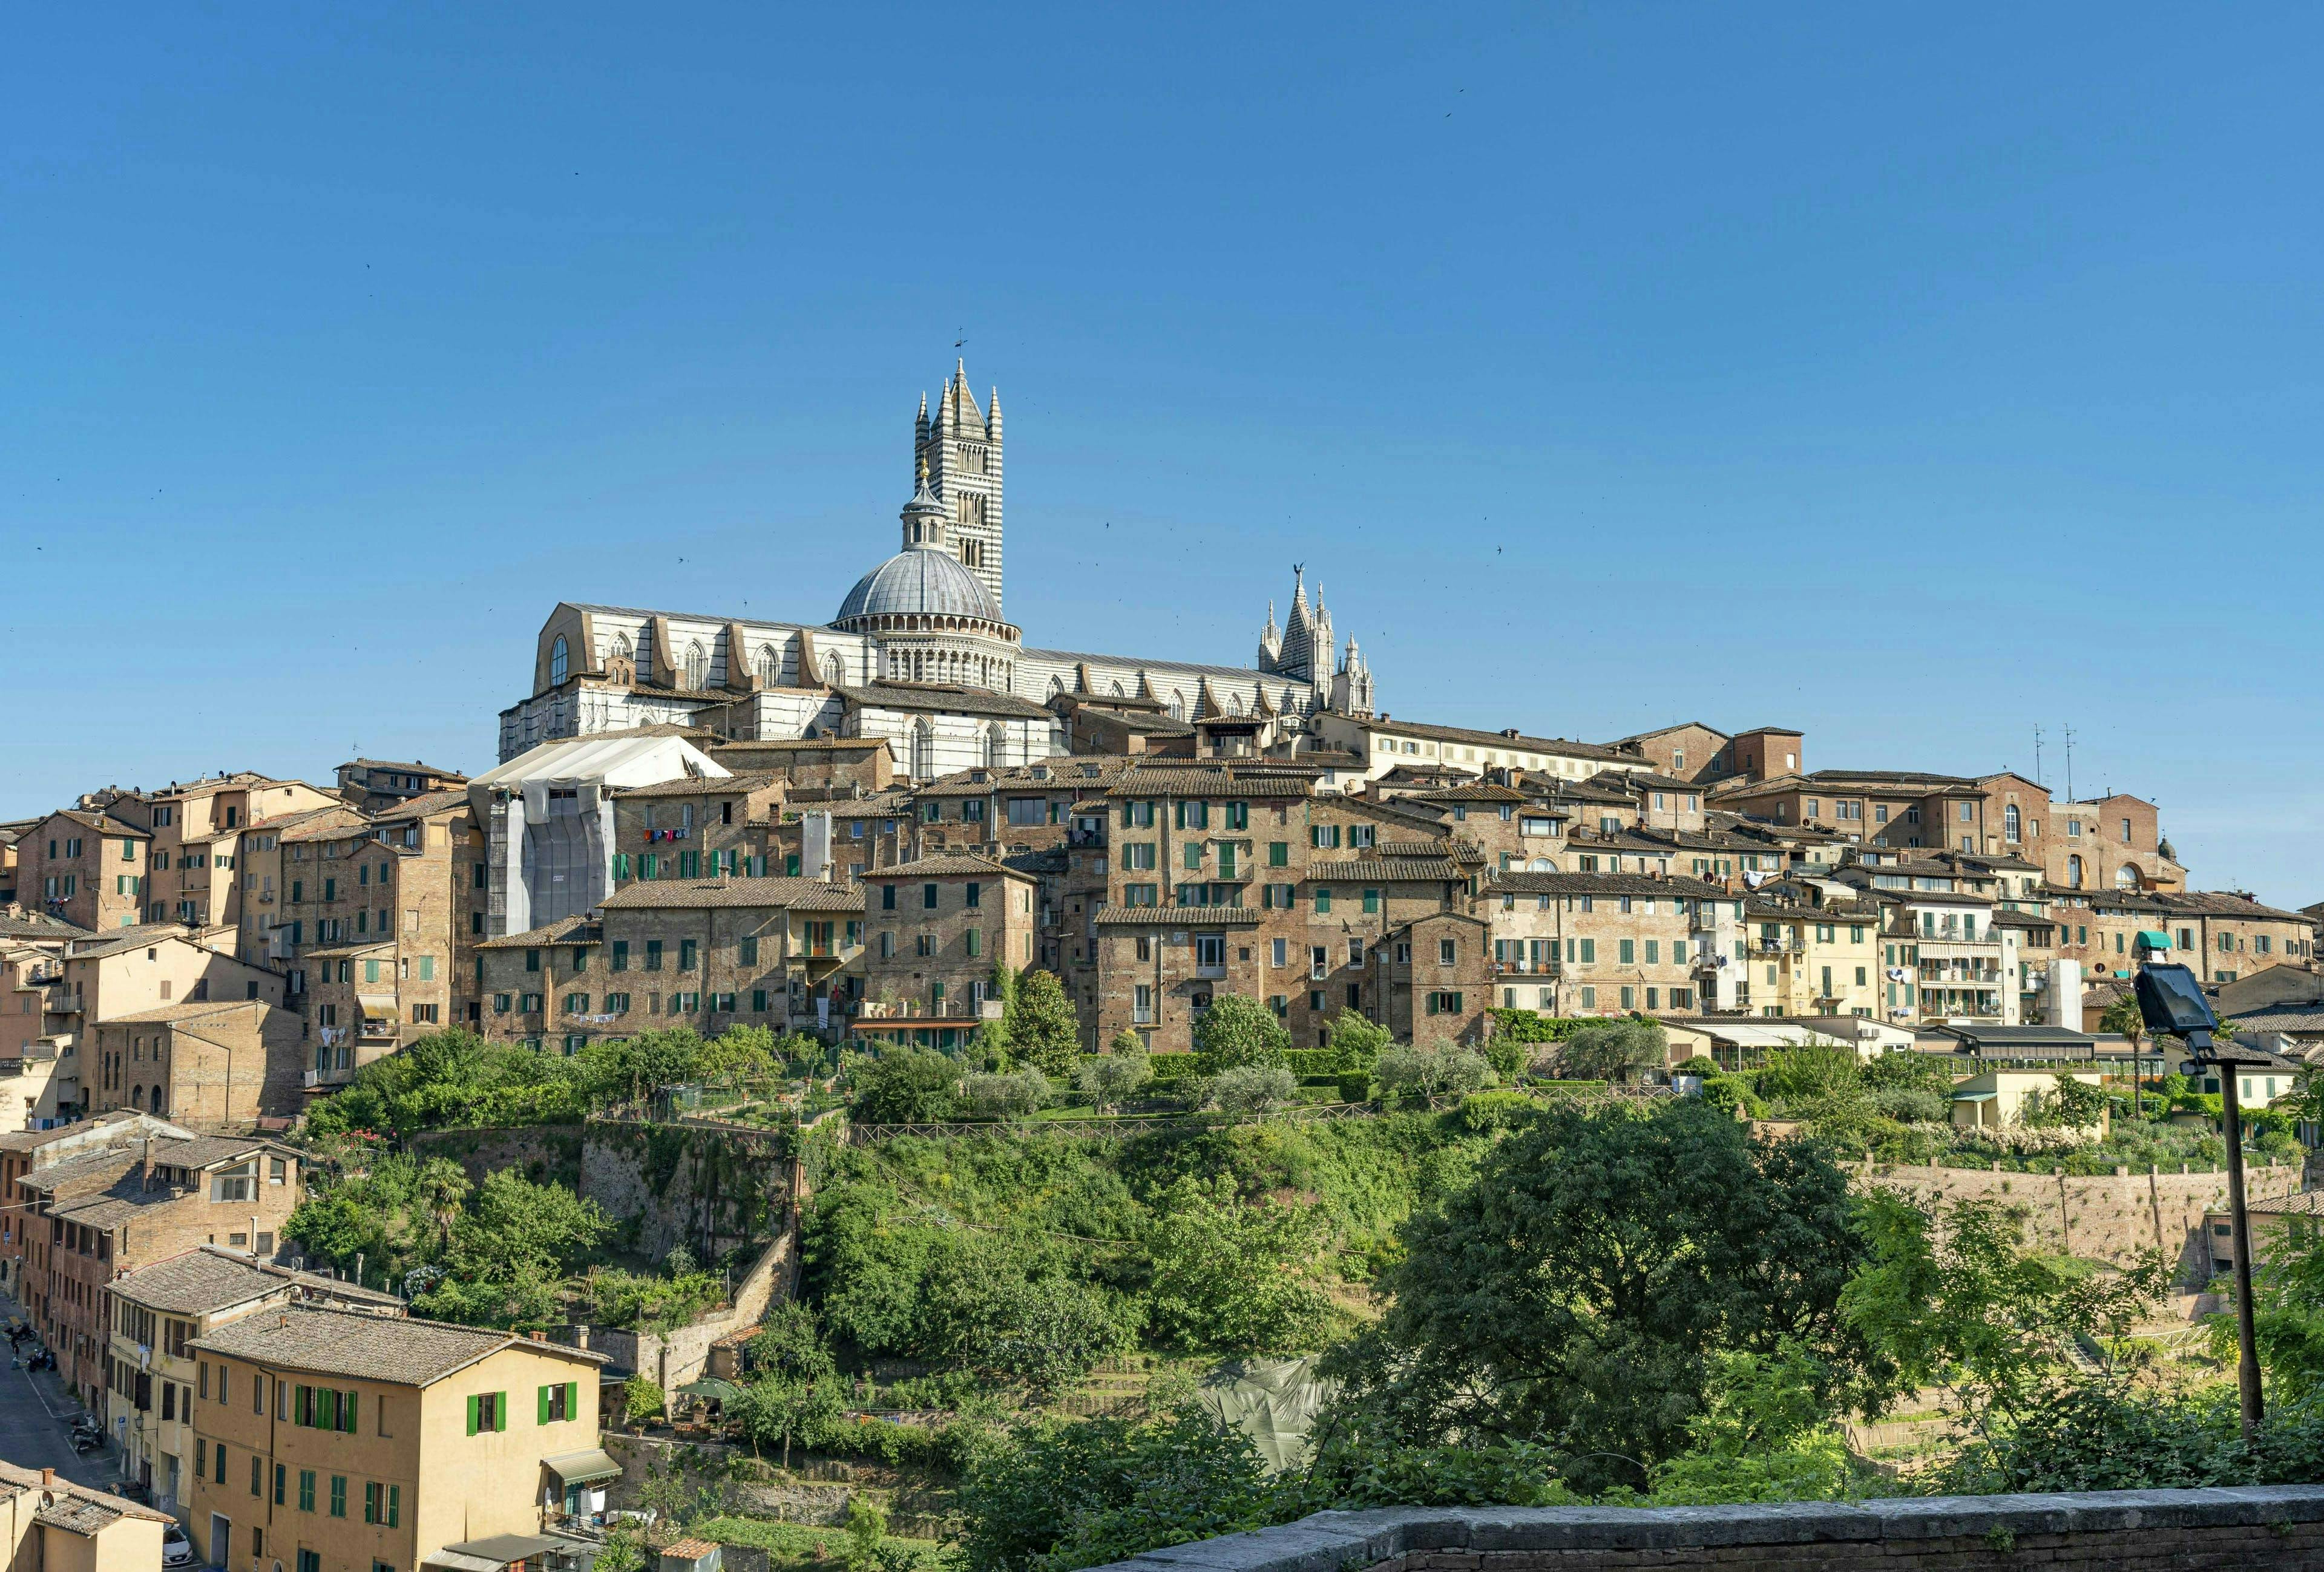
<box><xmin>914</xmin><ymin>359</ymin><xmax>1005</xmax><ymax>612</ymax></box>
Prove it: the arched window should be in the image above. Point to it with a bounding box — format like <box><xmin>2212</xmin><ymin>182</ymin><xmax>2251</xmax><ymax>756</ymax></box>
<box><xmin>2115</xmin><ymin>862</ymin><xmax>2141</xmax><ymax>890</ymax></box>
<box><xmin>824</xmin><ymin>651</ymin><xmax>845</xmax><ymax>687</ymax></box>
<box><xmin>910</xmin><ymin>719</ymin><xmax>934</xmax><ymax>781</ymax></box>
<box><xmin>1531</xmin><ymin>857</ymin><xmax>1555</xmax><ymax>872</ymax></box>
<box><xmin>683</xmin><ymin>642</ymin><xmax>709</xmax><ymax>690</ymax></box>
<box><xmin>2066</xmin><ymin>854</ymin><xmax>2084</xmax><ymax>889</ymax></box>
<box><xmin>131</xmin><ymin>1086</ymin><xmax>145</xmax><ymax>1110</ymax></box>
<box><xmin>1167</xmin><ymin>692</ymin><xmax>1185</xmax><ymax>721</ymax></box>
<box><xmin>1110</xmin><ymin>681</ymin><xmax>1126</xmax><ymax>698</ymax></box>
<box><xmin>1226</xmin><ymin>692</ymin><xmax>1244</xmax><ymax>716</ymax></box>
<box><xmin>1046</xmin><ymin>675</ymin><xmax>1065</xmax><ymax>699</ymax></box>
<box><xmin>549</xmin><ymin>635</ymin><xmax>568</xmax><ymax>687</ymax></box>
<box><xmin>983</xmin><ymin>725</ymin><xmax>1005</xmax><ymax>769</ymax></box>
<box><xmin>2003</xmin><ymin>803</ymin><xmax>2021</xmax><ymax>841</ymax></box>
<box><xmin>755</xmin><ymin>644</ymin><xmax>780</xmax><ymax>686</ymax></box>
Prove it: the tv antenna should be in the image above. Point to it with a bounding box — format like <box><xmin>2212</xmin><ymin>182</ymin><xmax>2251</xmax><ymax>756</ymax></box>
<box><xmin>953</xmin><ymin>329</ymin><xmax>968</xmax><ymax>350</ymax></box>
<box><xmin>2063</xmin><ymin>723</ymin><xmax>2077</xmax><ymax>803</ymax></box>
<box><xmin>2033</xmin><ymin>724</ymin><xmax>2044</xmax><ymax>788</ymax></box>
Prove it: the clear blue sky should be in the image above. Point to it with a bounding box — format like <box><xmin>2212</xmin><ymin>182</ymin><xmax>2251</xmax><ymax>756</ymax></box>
<box><xmin>5</xmin><ymin>6</ymin><xmax>2320</xmax><ymax>902</ymax></box>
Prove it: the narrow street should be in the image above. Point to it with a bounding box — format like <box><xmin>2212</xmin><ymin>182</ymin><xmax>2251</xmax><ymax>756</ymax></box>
<box><xmin>0</xmin><ymin>1291</ymin><xmax>117</xmax><ymax>1493</ymax></box>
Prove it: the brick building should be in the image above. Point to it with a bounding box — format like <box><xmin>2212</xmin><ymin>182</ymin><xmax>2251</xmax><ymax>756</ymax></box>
<box><xmin>1371</xmin><ymin>911</ymin><xmax>1491</xmax><ymax>1047</ymax></box>
<box><xmin>15</xmin><ymin>1128</ymin><xmax>306</xmax><ymax>1411</ymax></box>
<box><xmin>2051</xmin><ymin>889</ymin><xmax>2313</xmax><ymax>986</ymax></box>
<box><xmin>861</xmin><ymin>856</ymin><xmax>1039</xmax><ymax>1027</ymax></box>
<box><xmin>478</xmin><ymin>876</ymin><xmax>864</xmax><ymax>1051</ymax></box>
<box><xmin>333</xmin><ymin>758</ymin><xmax>470</xmax><ymax>814</ymax></box>
<box><xmin>90</xmin><ymin>999</ymin><xmax>304</xmax><ymax>1130</ymax></box>
<box><xmin>113</xmin><ymin>775</ymin><xmax>341</xmax><ymax>929</ymax></box>
<box><xmin>105</xmin><ymin>1245</ymin><xmax>404</xmax><ymax>1518</ymax></box>
<box><xmin>1480</xmin><ymin>872</ymin><xmax>1728</xmax><ymax>1017</ymax></box>
<box><xmin>12</xmin><ymin>810</ymin><xmax>151</xmax><ymax>932</ymax></box>
<box><xmin>2047</xmin><ymin>791</ymin><xmax>2186</xmax><ymax>894</ymax></box>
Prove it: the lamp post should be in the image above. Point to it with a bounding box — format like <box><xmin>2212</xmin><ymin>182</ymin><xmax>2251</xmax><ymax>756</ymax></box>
<box><xmin>2135</xmin><ymin>952</ymin><xmax>2263</xmax><ymax>1444</ymax></box>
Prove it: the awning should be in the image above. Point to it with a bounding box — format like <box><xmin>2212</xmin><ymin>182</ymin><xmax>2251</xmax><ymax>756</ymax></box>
<box><xmin>355</xmin><ymin>992</ymin><xmax>397</xmax><ymax>1018</ymax></box>
<box><xmin>678</xmin><ymin>1377</ymin><xmax>743</xmax><ymax>1403</ymax></box>
<box><xmin>2136</xmin><ymin>930</ymin><xmax>2173</xmax><ymax>951</ymax></box>
<box><xmin>429</xmin><ymin>1534</ymin><xmax>566</xmax><ymax>1572</ymax></box>
<box><xmin>542</xmin><ymin>1447</ymin><xmax>623</xmax><ymax>1487</ymax></box>
<box><xmin>1951</xmin><ymin>1091</ymin><xmax>1998</xmax><ymax>1102</ymax></box>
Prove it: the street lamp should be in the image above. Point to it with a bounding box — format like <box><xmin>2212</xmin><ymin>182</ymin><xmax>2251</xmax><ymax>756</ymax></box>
<box><xmin>2134</xmin><ymin>954</ymin><xmax>2263</xmax><ymax>1444</ymax></box>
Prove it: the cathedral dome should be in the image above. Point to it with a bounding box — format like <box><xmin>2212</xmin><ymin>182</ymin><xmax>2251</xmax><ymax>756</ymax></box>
<box><xmin>835</xmin><ymin>543</ymin><xmax>1004</xmax><ymax>623</ymax></box>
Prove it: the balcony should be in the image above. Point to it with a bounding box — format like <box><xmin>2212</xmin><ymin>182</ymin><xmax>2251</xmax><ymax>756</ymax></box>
<box><xmin>1491</xmin><ymin>957</ymin><xmax>1562</xmax><ymax>978</ymax></box>
<box><xmin>42</xmin><ymin>987</ymin><xmax>80</xmax><ymax>1016</ymax></box>
<box><xmin>1752</xmin><ymin>938</ymin><xmax>1804</xmax><ymax>957</ymax></box>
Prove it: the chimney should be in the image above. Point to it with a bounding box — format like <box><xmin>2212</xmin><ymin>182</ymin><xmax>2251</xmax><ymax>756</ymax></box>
<box><xmin>141</xmin><ymin>1136</ymin><xmax>154</xmax><ymax>1190</ymax></box>
<box><xmin>41</xmin><ymin>1469</ymin><xmax>54</xmax><ymax>1490</ymax></box>
<box><xmin>571</xmin><ymin>1325</ymin><xmax>590</xmax><ymax>1351</ymax></box>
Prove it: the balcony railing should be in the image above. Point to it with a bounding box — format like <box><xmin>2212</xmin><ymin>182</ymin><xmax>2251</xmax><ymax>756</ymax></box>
<box><xmin>1491</xmin><ymin>958</ymin><xmax>1562</xmax><ymax>977</ymax></box>
<box><xmin>42</xmin><ymin>987</ymin><xmax>80</xmax><ymax>1015</ymax></box>
<box><xmin>1753</xmin><ymin>938</ymin><xmax>1804</xmax><ymax>956</ymax></box>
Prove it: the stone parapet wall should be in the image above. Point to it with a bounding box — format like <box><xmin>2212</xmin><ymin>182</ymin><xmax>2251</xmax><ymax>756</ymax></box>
<box><xmin>1097</xmin><ymin>1490</ymin><xmax>2324</xmax><ymax>1572</ymax></box>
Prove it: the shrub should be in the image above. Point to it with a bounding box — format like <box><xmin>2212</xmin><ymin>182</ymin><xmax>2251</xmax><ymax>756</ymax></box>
<box><xmin>1076</xmin><ymin>1046</ymin><xmax>1151</xmax><ymax>1111</ymax></box>
<box><xmin>1487</xmin><ymin>1010</ymin><xmax>1590</xmax><ymax>1044</ymax></box>
<box><xmin>1147</xmin><ymin>1052</ymin><xmax>1202</xmax><ymax>1084</ymax></box>
<box><xmin>1457</xmin><ymin>1090</ymin><xmax>1535</xmax><ymax>1133</ymax></box>
<box><xmin>961</xmin><ymin>1069</ymin><xmax>1052</xmax><ymax>1121</ymax></box>
<box><xmin>1557</xmin><ymin>1018</ymin><xmax>1667</xmax><ymax>1081</ymax></box>
<box><xmin>1193</xmin><ymin>995</ymin><xmax>1292</xmax><ymax>1073</ymax></box>
<box><xmin>1337</xmin><ymin>1070</ymin><xmax>1374</xmax><ymax>1104</ymax></box>
<box><xmin>852</xmin><ymin>1048</ymin><xmax>961</xmax><ymax>1124</ymax></box>
<box><xmin>1377</xmin><ymin>1046</ymin><xmax>1491</xmax><ymax>1102</ymax></box>
<box><xmin>1207</xmin><ymin>1065</ymin><xmax>1298</xmax><ymax>1119</ymax></box>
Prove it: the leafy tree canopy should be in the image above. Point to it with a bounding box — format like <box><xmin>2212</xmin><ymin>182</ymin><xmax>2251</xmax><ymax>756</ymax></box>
<box><xmin>1325</xmin><ymin>1098</ymin><xmax>1888</xmax><ymax>1493</ymax></box>
<box><xmin>1193</xmin><ymin>995</ymin><xmax>1290</xmax><ymax>1075</ymax></box>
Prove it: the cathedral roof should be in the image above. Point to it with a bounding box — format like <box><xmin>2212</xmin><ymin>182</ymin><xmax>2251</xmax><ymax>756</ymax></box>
<box><xmin>835</xmin><ymin>543</ymin><xmax>1005</xmax><ymax>624</ymax></box>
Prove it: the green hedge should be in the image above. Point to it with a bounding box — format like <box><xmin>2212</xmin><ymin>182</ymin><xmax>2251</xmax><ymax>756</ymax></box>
<box><xmin>1488</xmin><ymin>1010</ymin><xmax>1597</xmax><ymax>1044</ymax></box>
<box><xmin>1147</xmin><ymin>1052</ymin><xmax>1202</xmax><ymax>1082</ymax></box>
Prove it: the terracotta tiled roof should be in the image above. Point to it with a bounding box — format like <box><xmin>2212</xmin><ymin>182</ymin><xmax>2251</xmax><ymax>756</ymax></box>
<box><xmin>600</xmin><ymin>877</ymin><xmax>864</xmax><ymax>911</ymax></box>
<box><xmin>191</xmin><ymin>1304</ymin><xmax>602</xmax><ymax>1385</ymax></box>
<box><xmin>875</xmin><ymin>855</ymin><xmax>1034</xmax><ymax>880</ymax></box>
<box><xmin>476</xmin><ymin>919</ymin><xmax>603</xmax><ymax>951</ymax></box>
<box><xmin>1485</xmin><ymin>871</ymin><xmax>1730</xmax><ymax>900</ymax></box>
<box><xmin>112</xmin><ymin>1244</ymin><xmax>403</xmax><ymax>1315</ymax></box>
<box><xmin>1307</xmin><ymin>857</ymin><xmax>1465</xmax><ymax>883</ymax></box>
<box><xmin>1092</xmin><ymin>905</ymin><xmax>1262</xmax><ymax>926</ymax></box>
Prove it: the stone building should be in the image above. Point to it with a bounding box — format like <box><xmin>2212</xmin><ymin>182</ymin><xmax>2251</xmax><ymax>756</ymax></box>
<box><xmin>1479</xmin><ymin>871</ymin><xmax>1728</xmax><ymax>1017</ymax></box>
<box><xmin>2047</xmin><ymin>791</ymin><xmax>2186</xmax><ymax>894</ymax></box>
<box><xmin>476</xmin><ymin>876</ymin><xmax>864</xmax><ymax>1051</ymax></box>
<box><xmin>609</xmin><ymin>774</ymin><xmax>791</xmax><ymax>885</ymax></box>
<box><xmin>860</xmin><ymin>855</ymin><xmax>1040</xmax><ymax>1027</ymax></box>
<box><xmin>334</xmin><ymin>758</ymin><xmax>470</xmax><ymax>814</ymax></box>
<box><xmin>497</xmin><ymin>364</ymin><xmax>1382</xmax><ymax>776</ymax></box>
<box><xmin>1062</xmin><ymin>761</ymin><xmax>1480</xmax><ymax>1053</ymax></box>
<box><xmin>90</xmin><ymin>999</ymin><xmax>303</xmax><ymax>1130</ymax></box>
<box><xmin>1713</xmin><ymin>768</ymin><xmax>1995</xmax><ymax>854</ymax></box>
<box><xmin>1370</xmin><ymin>911</ymin><xmax>1492</xmax><ymax>1049</ymax></box>
<box><xmin>105</xmin><ymin>1245</ymin><xmax>404</xmax><ymax>1520</ymax></box>
<box><xmin>110</xmin><ymin>775</ymin><xmax>341</xmax><ymax>928</ymax></box>
<box><xmin>15</xmin><ymin>1128</ymin><xmax>306</xmax><ymax>1412</ymax></box>
<box><xmin>2050</xmin><ymin>889</ymin><xmax>2313</xmax><ymax>986</ymax></box>
<box><xmin>13</xmin><ymin>810</ymin><xmax>150</xmax><ymax>932</ymax></box>
<box><xmin>185</xmin><ymin>1305</ymin><xmax>604</xmax><ymax>1572</ymax></box>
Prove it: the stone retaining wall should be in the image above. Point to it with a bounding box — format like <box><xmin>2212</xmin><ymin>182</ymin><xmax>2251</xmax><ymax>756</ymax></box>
<box><xmin>1097</xmin><ymin>1490</ymin><xmax>2324</xmax><ymax>1572</ymax></box>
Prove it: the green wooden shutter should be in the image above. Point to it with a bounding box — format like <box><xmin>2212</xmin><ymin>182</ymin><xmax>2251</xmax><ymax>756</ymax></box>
<box><xmin>537</xmin><ymin>1384</ymin><xmax>551</xmax><ymax>1424</ymax></box>
<box><xmin>467</xmin><ymin>1394</ymin><xmax>479</xmax><ymax>1435</ymax></box>
<box><xmin>567</xmin><ymin>1381</ymin><xmax>579</xmax><ymax>1421</ymax></box>
<box><xmin>344</xmin><ymin>1390</ymin><xmax>358</xmax><ymax>1432</ymax></box>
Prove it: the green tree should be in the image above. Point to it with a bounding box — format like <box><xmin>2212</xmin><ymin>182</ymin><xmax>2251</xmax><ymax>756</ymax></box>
<box><xmin>1206</xmin><ymin>1064</ymin><xmax>1298</xmax><ymax>1120</ymax></box>
<box><xmin>732</xmin><ymin>1369</ymin><xmax>844</xmax><ymax>1468</ymax></box>
<box><xmin>1142</xmin><ymin>1173</ymin><xmax>1330</xmax><ymax>1352</ymax></box>
<box><xmin>1374</xmin><ymin>1046</ymin><xmax>1489</xmax><ymax>1103</ymax></box>
<box><xmin>1006</xmin><ymin>970</ymin><xmax>1083</xmax><ymax>1079</ymax></box>
<box><xmin>842</xmin><ymin>1496</ymin><xmax>889</xmax><ymax>1571</ymax></box>
<box><xmin>966</xmin><ymin>1276</ymin><xmax>1126</xmax><ymax>1401</ymax></box>
<box><xmin>623</xmin><ymin>1377</ymin><xmax>666</xmax><ymax>1427</ymax></box>
<box><xmin>1322</xmin><ymin>1011</ymin><xmax>1392</xmax><ymax>1066</ymax></box>
<box><xmin>1555</xmin><ymin>1018</ymin><xmax>1668</xmax><ymax>1081</ymax></box>
<box><xmin>1324</xmin><ymin>1098</ymin><xmax>1886</xmax><ymax>1493</ymax></box>
<box><xmin>982</xmin><ymin>963</ymin><xmax>1024</xmax><ymax>1064</ymax></box>
<box><xmin>957</xmin><ymin>1405</ymin><xmax>1295</xmax><ymax>1572</ymax></box>
<box><xmin>1841</xmin><ymin>1191</ymin><xmax>2168</xmax><ymax>1450</ymax></box>
<box><xmin>1077</xmin><ymin>1042</ymin><xmax>1151</xmax><ymax>1112</ymax></box>
<box><xmin>852</xmin><ymin>1048</ymin><xmax>961</xmax><ymax>1124</ymax></box>
<box><xmin>962</xmin><ymin>1069</ymin><xmax>1051</xmax><ymax>1121</ymax></box>
<box><xmin>1192</xmin><ymin>995</ymin><xmax>1290</xmax><ymax>1075</ymax></box>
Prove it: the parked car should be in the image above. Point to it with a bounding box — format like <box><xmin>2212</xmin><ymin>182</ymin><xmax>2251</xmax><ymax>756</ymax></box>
<box><xmin>162</xmin><ymin>1522</ymin><xmax>194</xmax><ymax>1568</ymax></box>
